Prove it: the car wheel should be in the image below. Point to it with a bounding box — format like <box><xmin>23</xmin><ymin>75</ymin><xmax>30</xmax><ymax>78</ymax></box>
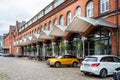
<box><xmin>100</xmin><ymin>69</ymin><xmax>107</xmax><ymax>78</ymax></box>
<box><xmin>72</xmin><ymin>62</ymin><xmax>78</xmax><ymax>67</ymax></box>
<box><xmin>83</xmin><ymin>72</ymin><xmax>89</xmax><ymax>75</ymax></box>
<box><xmin>54</xmin><ymin>62</ymin><xmax>61</xmax><ymax>68</ymax></box>
<box><xmin>50</xmin><ymin>65</ymin><xmax>53</xmax><ymax>67</ymax></box>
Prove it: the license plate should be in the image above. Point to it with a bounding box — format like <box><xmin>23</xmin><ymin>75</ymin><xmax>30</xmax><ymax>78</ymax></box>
<box><xmin>84</xmin><ymin>64</ymin><xmax>90</xmax><ymax>67</ymax></box>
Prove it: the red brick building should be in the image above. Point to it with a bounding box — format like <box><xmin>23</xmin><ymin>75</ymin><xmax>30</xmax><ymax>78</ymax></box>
<box><xmin>4</xmin><ymin>0</ymin><xmax>120</xmax><ymax>59</ymax></box>
<box><xmin>3</xmin><ymin>21</ymin><xmax>25</xmax><ymax>55</ymax></box>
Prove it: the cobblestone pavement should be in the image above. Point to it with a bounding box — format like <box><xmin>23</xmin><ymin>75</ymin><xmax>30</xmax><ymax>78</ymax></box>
<box><xmin>0</xmin><ymin>56</ymin><xmax>112</xmax><ymax>80</ymax></box>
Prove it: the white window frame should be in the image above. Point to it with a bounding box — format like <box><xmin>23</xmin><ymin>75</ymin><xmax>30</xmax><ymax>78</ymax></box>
<box><xmin>75</xmin><ymin>7</ymin><xmax>82</xmax><ymax>16</ymax></box>
<box><xmin>100</xmin><ymin>0</ymin><xmax>109</xmax><ymax>13</ymax></box>
<box><xmin>45</xmin><ymin>5</ymin><xmax>52</xmax><ymax>14</ymax></box>
<box><xmin>67</xmin><ymin>12</ymin><xmax>72</xmax><ymax>25</ymax></box>
<box><xmin>54</xmin><ymin>19</ymin><xmax>58</xmax><ymax>26</ymax></box>
<box><xmin>60</xmin><ymin>15</ymin><xmax>64</xmax><ymax>25</ymax></box>
<box><xmin>87</xmin><ymin>1</ymin><xmax>94</xmax><ymax>17</ymax></box>
<box><xmin>49</xmin><ymin>22</ymin><xmax>52</xmax><ymax>30</ymax></box>
<box><xmin>37</xmin><ymin>28</ymin><xmax>40</xmax><ymax>33</ymax></box>
<box><xmin>54</xmin><ymin>0</ymin><xmax>65</xmax><ymax>8</ymax></box>
<box><xmin>44</xmin><ymin>24</ymin><xmax>48</xmax><ymax>30</ymax></box>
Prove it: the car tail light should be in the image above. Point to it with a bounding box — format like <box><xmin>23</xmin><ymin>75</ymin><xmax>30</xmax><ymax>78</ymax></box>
<box><xmin>80</xmin><ymin>62</ymin><xmax>83</xmax><ymax>65</ymax></box>
<box><xmin>91</xmin><ymin>63</ymin><xmax>100</xmax><ymax>67</ymax></box>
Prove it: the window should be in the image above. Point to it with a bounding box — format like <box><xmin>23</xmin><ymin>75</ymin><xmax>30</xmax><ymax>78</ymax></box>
<box><xmin>86</xmin><ymin>1</ymin><xmax>93</xmax><ymax>17</ymax></box>
<box><xmin>37</xmin><ymin>27</ymin><xmax>40</xmax><ymax>33</ymax></box>
<box><xmin>75</xmin><ymin>7</ymin><xmax>81</xmax><ymax>16</ymax></box>
<box><xmin>114</xmin><ymin>57</ymin><xmax>120</xmax><ymax>63</ymax></box>
<box><xmin>54</xmin><ymin>0</ymin><xmax>65</xmax><ymax>8</ymax></box>
<box><xmin>67</xmin><ymin>12</ymin><xmax>72</xmax><ymax>25</ymax></box>
<box><xmin>45</xmin><ymin>4</ymin><xmax>52</xmax><ymax>14</ymax></box>
<box><xmin>54</xmin><ymin>19</ymin><xmax>58</xmax><ymax>26</ymax></box>
<box><xmin>60</xmin><ymin>15</ymin><xmax>64</xmax><ymax>25</ymax></box>
<box><xmin>41</xmin><ymin>26</ymin><xmax>44</xmax><ymax>31</ymax></box>
<box><xmin>49</xmin><ymin>21</ymin><xmax>52</xmax><ymax>30</ymax></box>
<box><xmin>38</xmin><ymin>11</ymin><xmax>44</xmax><ymax>19</ymax></box>
<box><xmin>84</xmin><ymin>57</ymin><xmax>97</xmax><ymax>62</ymax></box>
<box><xmin>100</xmin><ymin>0</ymin><xmax>109</xmax><ymax>13</ymax></box>
<box><xmin>44</xmin><ymin>24</ymin><xmax>48</xmax><ymax>30</ymax></box>
<box><xmin>100</xmin><ymin>57</ymin><xmax>114</xmax><ymax>62</ymax></box>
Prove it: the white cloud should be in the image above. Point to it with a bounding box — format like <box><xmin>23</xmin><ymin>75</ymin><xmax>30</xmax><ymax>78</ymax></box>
<box><xmin>0</xmin><ymin>0</ymin><xmax>53</xmax><ymax>35</ymax></box>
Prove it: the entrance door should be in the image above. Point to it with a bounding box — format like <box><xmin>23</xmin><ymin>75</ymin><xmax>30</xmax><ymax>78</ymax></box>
<box><xmin>86</xmin><ymin>27</ymin><xmax>112</xmax><ymax>55</ymax></box>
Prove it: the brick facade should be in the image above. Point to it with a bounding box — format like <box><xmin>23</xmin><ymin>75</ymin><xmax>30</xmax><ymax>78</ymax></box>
<box><xmin>4</xmin><ymin>0</ymin><xmax>120</xmax><ymax>57</ymax></box>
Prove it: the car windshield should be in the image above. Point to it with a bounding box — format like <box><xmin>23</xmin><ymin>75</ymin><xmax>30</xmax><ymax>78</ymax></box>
<box><xmin>57</xmin><ymin>56</ymin><xmax>63</xmax><ymax>59</ymax></box>
<box><xmin>84</xmin><ymin>57</ymin><xmax>97</xmax><ymax>62</ymax></box>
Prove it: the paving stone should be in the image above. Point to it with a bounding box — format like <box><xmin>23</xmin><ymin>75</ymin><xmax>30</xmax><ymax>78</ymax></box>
<box><xmin>0</xmin><ymin>56</ymin><xmax>112</xmax><ymax>80</ymax></box>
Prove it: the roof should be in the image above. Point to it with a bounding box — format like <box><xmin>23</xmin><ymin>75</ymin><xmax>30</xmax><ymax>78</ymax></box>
<box><xmin>39</xmin><ymin>30</ymin><xmax>53</xmax><ymax>40</ymax></box>
<box><xmin>9</xmin><ymin>25</ymin><xmax>15</xmax><ymax>32</ymax></box>
<box><xmin>86</xmin><ymin>55</ymin><xmax>118</xmax><ymax>58</ymax></box>
<box><xmin>18</xmin><ymin>21</ymin><xmax>26</xmax><ymax>29</ymax></box>
<box><xmin>66</xmin><ymin>16</ymin><xmax>117</xmax><ymax>33</ymax></box>
<box><xmin>49</xmin><ymin>25</ymin><xmax>68</xmax><ymax>37</ymax></box>
<box><xmin>2</xmin><ymin>46</ymin><xmax>10</xmax><ymax>49</ymax></box>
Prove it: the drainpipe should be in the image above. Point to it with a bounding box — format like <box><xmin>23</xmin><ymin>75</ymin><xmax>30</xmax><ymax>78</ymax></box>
<box><xmin>116</xmin><ymin>0</ymin><xmax>119</xmax><ymax>56</ymax></box>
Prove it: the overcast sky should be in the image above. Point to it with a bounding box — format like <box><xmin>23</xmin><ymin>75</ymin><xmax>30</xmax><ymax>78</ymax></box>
<box><xmin>0</xmin><ymin>0</ymin><xmax>53</xmax><ymax>35</ymax></box>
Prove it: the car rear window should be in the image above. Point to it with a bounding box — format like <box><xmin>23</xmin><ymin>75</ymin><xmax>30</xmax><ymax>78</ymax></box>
<box><xmin>84</xmin><ymin>57</ymin><xmax>97</xmax><ymax>62</ymax></box>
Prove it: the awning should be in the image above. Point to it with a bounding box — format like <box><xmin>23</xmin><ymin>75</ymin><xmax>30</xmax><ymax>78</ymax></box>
<box><xmin>49</xmin><ymin>25</ymin><xmax>68</xmax><ymax>37</ymax></box>
<box><xmin>18</xmin><ymin>39</ymin><xmax>24</xmax><ymax>46</ymax></box>
<box><xmin>14</xmin><ymin>41</ymin><xmax>18</xmax><ymax>47</ymax></box>
<box><xmin>38</xmin><ymin>30</ymin><xmax>53</xmax><ymax>40</ymax></box>
<box><xmin>22</xmin><ymin>37</ymin><xmax>31</xmax><ymax>45</ymax></box>
<box><xmin>2</xmin><ymin>46</ymin><xmax>10</xmax><ymax>49</ymax></box>
<box><xmin>66</xmin><ymin>16</ymin><xmax>117</xmax><ymax>33</ymax></box>
<box><xmin>27</xmin><ymin>35</ymin><xmax>39</xmax><ymax>44</ymax></box>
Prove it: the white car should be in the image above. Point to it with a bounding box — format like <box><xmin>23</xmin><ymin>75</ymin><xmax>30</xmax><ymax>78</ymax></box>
<box><xmin>80</xmin><ymin>55</ymin><xmax>120</xmax><ymax>78</ymax></box>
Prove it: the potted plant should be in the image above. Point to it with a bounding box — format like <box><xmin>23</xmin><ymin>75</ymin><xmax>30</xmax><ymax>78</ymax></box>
<box><xmin>95</xmin><ymin>41</ymin><xmax>106</xmax><ymax>55</ymax></box>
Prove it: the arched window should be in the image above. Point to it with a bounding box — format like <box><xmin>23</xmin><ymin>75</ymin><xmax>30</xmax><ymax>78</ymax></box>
<box><xmin>54</xmin><ymin>18</ymin><xmax>58</xmax><ymax>26</ymax></box>
<box><xmin>34</xmin><ymin>29</ymin><xmax>36</xmax><ymax>34</ymax></box>
<box><xmin>100</xmin><ymin>0</ymin><xmax>109</xmax><ymax>13</ymax></box>
<box><xmin>49</xmin><ymin>21</ymin><xmax>52</xmax><ymax>30</ymax></box>
<box><xmin>60</xmin><ymin>15</ymin><xmax>64</xmax><ymax>25</ymax></box>
<box><xmin>32</xmin><ymin>30</ymin><xmax>34</xmax><ymax>35</ymax></box>
<box><xmin>41</xmin><ymin>26</ymin><xmax>44</xmax><ymax>31</ymax></box>
<box><xmin>44</xmin><ymin>24</ymin><xmax>48</xmax><ymax>30</ymax></box>
<box><xmin>86</xmin><ymin>1</ymin><xmax>93</xmax><ymax>17</ymax></box>
<box><xmin>67</xmin><ymin>11</ymin><xmax>72</xmax><ymax>25</ymax></box>
<box><xmin>37</xmin><ymin>27</ymin><xmax>40</xmax><ymax>33</ymax></box>
<box><xmin>75</xmin><ymin>7</ymin><xmax>81</xmax><ymax>16</ymax></box>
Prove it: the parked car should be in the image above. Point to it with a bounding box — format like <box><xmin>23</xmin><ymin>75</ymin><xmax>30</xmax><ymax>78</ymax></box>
<box><xmin>2</xmin><ymin>53</ymin><xmax>13</xmax><ymax>57</ymax></box>
<box><xmin>15</xmin><ymin>53</ymin><xmax>23</xmax><ymax>57</ymax></box>
<box><xmin>80</xmin><ymin>55</ymin><xmax>120</xmax><ymax>78</ymax></box>
<box><xmin>0</xmin><ymin>52</ymin><xmax>4</xmax><ymax>56</ymax></box>
<box><xmin>47</xmin><ymin>55</ymin><xmax>79</xmax><ymax>68</ymax></box>
<box><xmin>113</xmin><ymin>67</ymin><xmax>120</xmax><ymax>80</ymax></box>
